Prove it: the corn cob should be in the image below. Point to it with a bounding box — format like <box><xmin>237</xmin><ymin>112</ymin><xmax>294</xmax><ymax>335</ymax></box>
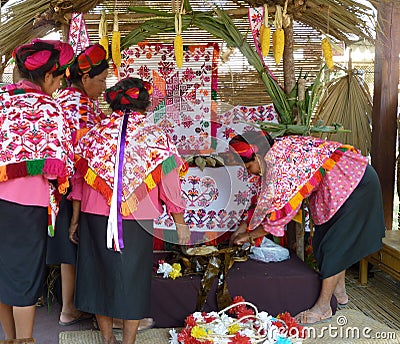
<box><xmin>272</xmin><ymin>28</ymin><xmax>284</xmax><ymax>65</ymax></box>
<box><xmin>260</xmin><ymin>4</ymin><xmax>270</xmax><ymax>57</ymax></box>
<box><xmin>98</xmin><ymin>11</ymin><xmax>108</xmax><ymax>59</ymax></box>
<box><xmin>174</xmin><ymin>34</ymin><xmax>183</xmax><ymax>68</ymax></box>
<box><xmin>260</xmin><ymin>24</ymin><xmax>271</xmax><ymax>57</ymax></box>
<box><xmin>112</xmin><ymin>12</ymin><xmax>122</xmax><ymax>68</ymax></box>
<box><xmin>321</xmin><ymin>37</ymin><xmax>334</xmax><ymax>70</ymax></box>
<box><xmin>174</xmin><ymin>13</ymin><xmax>183</xmax><ymax>68</ymax></box>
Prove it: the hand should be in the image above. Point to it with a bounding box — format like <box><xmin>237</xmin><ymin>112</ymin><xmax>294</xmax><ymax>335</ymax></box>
<box><xmin>229</xmin><ymin>222</ymin><xmax>248</xmax><ymax>246</ymax></box>
<box><xmin>176</xmin><ymin>223</ymin><xmax>191</xmax><ymax>246</ymax></box>
<box><xmin>233</xmin><ymin>232</ymin><xmax>252</xmax><ymax>246</ymax></box>
<box><xmin>69</xmin><ymin>222</ymin><xmax>79</xmax><ymax>244</ymax></box>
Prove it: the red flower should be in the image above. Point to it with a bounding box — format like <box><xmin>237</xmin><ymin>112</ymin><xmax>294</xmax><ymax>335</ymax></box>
<box><xmin>229</xmin><ymin>333</ymin><xmax>251</xmax><ymax>344</ymax></box>
<box><xmin>228</xmin><ymin>296</ymin><xmax>255</xmax><ymax>320</ymax></box>
<box><xmin>184</xmin><ymin>314</ymin><xmax>197</xmax><ymax>328</ymax></box>
<box><xmin>236</xmin><ymin>307</ymin><xmax>255</xmax><ymax>320</ymax></box>
<box><xmin>274</xmin><ymin>312</ymin><xmax>306</xmax><ymax>339</ymax></box>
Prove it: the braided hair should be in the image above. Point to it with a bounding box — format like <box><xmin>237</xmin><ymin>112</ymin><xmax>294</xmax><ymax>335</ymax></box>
<box><xmin>13</xmin><ymin>39</ymin><xmax>74</xmax><ymax>83</ymax></box>
<box><xmin>104</xmin><ymin>77</ymin><xmax>153</xmax><ymax>112</ymax></box>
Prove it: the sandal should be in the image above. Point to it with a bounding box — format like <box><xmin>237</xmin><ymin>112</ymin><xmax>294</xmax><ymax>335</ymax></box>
<box><xmin>94</xmin><ymin>317</ymin><xmax>155</xmax><ymax>331</ymax></box>
<box><xmin>138</xmin><ymin>317</ymin><xmax>155</xmax><ymax>332</ymax></box>
<box><xmin>59</xmin><ymin>311</ymin><xmax>92</xmax><ymax>326</ymax></box>
<box><xmin>295</xmin><ymin>309</ymin><xmax>332</xmax><ymax>326</ymax></box>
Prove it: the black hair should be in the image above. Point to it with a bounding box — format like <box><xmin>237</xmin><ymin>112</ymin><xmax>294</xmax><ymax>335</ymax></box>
<box><xmin>105</xmin><ymin>77</ymin><xmax>151</xmax><ymax>112</ymax></box>
<box><xmin>67</xmin><ymin>58</ymin><xmax>109</xmax><ymax>85</ymax></box>
<box><xmin>15</xmin><ymin>41</ymin><xmax>63</xmax><ymax>84</ymax></box>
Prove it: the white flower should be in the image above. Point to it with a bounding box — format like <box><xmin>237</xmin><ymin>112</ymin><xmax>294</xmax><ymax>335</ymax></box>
<box><xmin>192</xmin><ymin>312</ymin><xmax>204</xmax><ymax>322</ymax></box>
<box><xmin>168</xmin><ymin>329</ymin><xmax>179</xmax><ymax>344</ymax></box>
<box><xmin>157</xmin><ymin>263</ymin><xmax>173</xmax><ymax>278</ymax></box>
<box><xmin>209</xmin><ymin>320</ymin><xmax>227</xmax><ymax>335</ymax></box>
<box><xmin>220</xmin><ymin>313</ymin><xmax>234</xmax><ymax>326</ymax></box>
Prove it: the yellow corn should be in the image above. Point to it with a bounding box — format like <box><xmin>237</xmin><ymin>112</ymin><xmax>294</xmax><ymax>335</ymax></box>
<box><xmin>174</xmin><ymin>34</ymin><xmax>183</xmax><ymax>68</ymax></box>
<box><xmin>99</xmin><ymin>37</ymin><xmax>109</xmax><ymax>59</ymax></box>
<box><xmin>99</xmin><ymin>10</ymin><xmax>108</xmax><ymax>59</ymax></box>
<box><xmin>260</xmin><ymin>24</ymin><xmax>271</xmax><ymax>57</ymax></box>
<box><xmin>321</xmin><ymin>37</ymin><xmax>334</xmax><ymax>70</ymax></box>
<box><xmin>272</xmin><ymin>28</ymin><xmax>284</xmax><ymax>65</ymax></box>
<box><xmin>111</xmin><ymin>31</ymin><xmax>121</xmax><ymax>67</ymax></box>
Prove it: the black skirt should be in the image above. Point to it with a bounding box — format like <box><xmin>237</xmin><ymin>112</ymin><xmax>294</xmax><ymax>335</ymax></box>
<box><xmin>313</xmin><ymin>165</ymin><xmax>386</xmax><ymax>279</ymax></box>
<box><xmin>0</xmin><ymin>199</ymin><xmax>48</xmax><ymax>306</ymax></box>
<box><xmin>46</xmin><ymin>195</ymin><xmax>77</xmax><ymax>265</ymax></box>
<box><xmin>75</xmin><ymin>212</ymin><xmax>154</xmax><ymax>319</ymax></box>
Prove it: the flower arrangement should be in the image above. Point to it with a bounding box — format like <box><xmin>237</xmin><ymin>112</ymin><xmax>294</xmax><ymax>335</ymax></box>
<box><xmin>157</xmin><ymin>260</ymin><xmax>182</xmax><ymax>280</ymax></box>
<box><xmin>169</xmin><ymin>296</ymin><xmax>305</xmax><ymax>343</ymax></box>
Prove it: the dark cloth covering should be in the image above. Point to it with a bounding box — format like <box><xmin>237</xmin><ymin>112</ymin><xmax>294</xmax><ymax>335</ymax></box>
<box><xmin>150</xmin><ymin>251</ymin><xmax>336</xmax><ymax>327</ymax></box>
<box><xmin>46</xmin><ymin>195</ymin><xmax>77</xmax><ymax>265</ymax></box>
<box><xmin>0</xmin><ymin>199</ymin><xmax>48</xmax><ymax>306</ymax></box>
<box><xmin>313</xmin><ymin>165</ymin><xmax>386</xmax><ymax>279</ymax></box>
<box><xmin>75</xmin><ymin>213</ymin><xmax>153</xmax><ymax>319</ymax></box>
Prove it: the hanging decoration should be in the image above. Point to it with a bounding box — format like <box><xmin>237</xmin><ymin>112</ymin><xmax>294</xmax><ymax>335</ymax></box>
<box><xmin>272</xmin><ymin>5</ymin><xmax>284</xmax><ymax>65</ymax></box>
<box><xmin>68</xmin><ymin>12</ymin><xmax>90</xmax><ymax>54</ymax></box>
<box><xmin>174</xmin><ymin>1</ymin><xmax>184</xmax><ymax>68</ymax></box>
<box><xmin>321</xmin><ymin>37</ymin><xmax>334</xmax><ymax>70</ymax></box>
<box><xmin>321</xmin><ymin>7</ymin><xmax>334</xmax><ymax>70</ymax></box>
<box><xmin>98</xmin><ymin>10</ymin><xmax>109</xmax><ymax>59</ymax></box>
<box><xmin>119</xmin><ymin>42</ymin><xmax>218</xmax><ymax>154</ymax></box>
<box><xmin>111</xmin><ymin>11</ymin><xmax>122</xmax><ymax>71</ymax></box>
<box><xmin>260</xmin><ymin>4</ymin><xmax>271</xmax><ymax>57</ymax></box>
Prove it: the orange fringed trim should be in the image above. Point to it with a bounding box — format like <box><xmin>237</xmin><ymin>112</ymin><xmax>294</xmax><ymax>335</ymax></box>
<box><xmin>268</xmin><ymin>147</ymin><xmax>348</xmax><ymax>222</ymax></box>
<box><xmin>122</xmin><ymin>194</ymin><xmax>138</xmax><ymax>216</ymax></box>
<box><xmin>93</xmin><ymin>175</ymin><xmax>113</xmax><ymax>203</ymax></box>
<box><xmin>0</xmin><ymin>166</ymin><xmax>8</xmax><ymax>182</ymax></box>
<box><xmin>75</xmin><ymin>155</ymin><xmax>182</xmax><ymax>216</ymax></box>
<box><xmin>57</xmin><ymin>179</ymin><xmax>70</xmax><ymax>194</ymax></box>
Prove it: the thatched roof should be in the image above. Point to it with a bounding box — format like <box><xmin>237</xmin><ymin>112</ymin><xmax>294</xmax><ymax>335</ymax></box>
<box><xmin>0</xmin><ymin>0</ymin><xmax>378</xmax><ymax>71</ymax></box>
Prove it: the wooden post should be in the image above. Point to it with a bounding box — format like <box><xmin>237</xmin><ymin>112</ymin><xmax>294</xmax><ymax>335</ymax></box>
<box><xmin>282</xmin><ymin>16</ymin><xmax>296</xmax><ymax>95</ymax></box>
<box><xmin>371</xmin><ymin>0</ymin><xmax>400</xmax><ymax>230</ymax></box>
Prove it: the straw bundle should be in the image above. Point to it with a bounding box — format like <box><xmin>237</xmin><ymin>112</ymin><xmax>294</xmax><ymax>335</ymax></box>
<box><xmin>312</xmin><ymin>71</ymin><xmax>372</xmax><ymax>156</ymax></box>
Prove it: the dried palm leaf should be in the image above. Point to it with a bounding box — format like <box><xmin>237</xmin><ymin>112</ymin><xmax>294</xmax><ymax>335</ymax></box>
<box><xmin>312</xmin><ymin>71</ymin><xmax>372</xmax><ymax>155</ymax></box>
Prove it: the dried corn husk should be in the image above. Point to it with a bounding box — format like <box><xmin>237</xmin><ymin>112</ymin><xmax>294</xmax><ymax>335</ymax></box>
<box><xmin>321</xmin><ymin>37</ymin><xmax>334</xmax><ymax>70</ymax></box>
<box><xmin>111</xmin><ymin>12</ymin><xmax>122</xmax><ymax>68</ymax></box>
<box><xmin>99</xmin><ymin>10</ymin><xmax>108</xmax><ymax>59</ymax></box>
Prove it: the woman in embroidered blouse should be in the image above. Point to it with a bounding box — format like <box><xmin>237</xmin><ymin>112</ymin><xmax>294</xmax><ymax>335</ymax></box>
<box><xmin>0</xmin><ymin>39</ymin><xmax>74</xmax><ymax>340</ymax></box>
<box><xmin>229</xmin><ymin>133</ymin><xmax>385</xmax><ymax>326</ymax></box>
<box><xmin>69</xmin><ymin>77</ymin><xmax>190</xmax><ymax>344</ymax></box>
<box><xmin>46</xmin><ymin>44</ymin><xmax>109</xmax><ymax>327</ymax></box>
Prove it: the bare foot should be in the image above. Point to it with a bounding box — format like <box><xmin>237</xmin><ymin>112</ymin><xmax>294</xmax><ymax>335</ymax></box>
<box><xmin>334</xmin><ymin>287</ymin><xmax>349</xmax><ymax>305</ymax></box>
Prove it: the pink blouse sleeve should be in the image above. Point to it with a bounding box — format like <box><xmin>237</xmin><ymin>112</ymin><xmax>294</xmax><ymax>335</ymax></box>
<box><xmin>67</xmin><ymin>171</ymin><xmax>83</xmax><ymax>201</ymax></box>
<box><xmin>159</xmin><ymin>169</ymin><xmax>186</xmax><ymax>214</ymax></box>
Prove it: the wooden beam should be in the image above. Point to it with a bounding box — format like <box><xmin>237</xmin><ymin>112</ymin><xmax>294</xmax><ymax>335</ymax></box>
<box><xmin>371</xmin><ymin>0</ymin><xmax>400</xmax><ymax>230</ymax></box>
